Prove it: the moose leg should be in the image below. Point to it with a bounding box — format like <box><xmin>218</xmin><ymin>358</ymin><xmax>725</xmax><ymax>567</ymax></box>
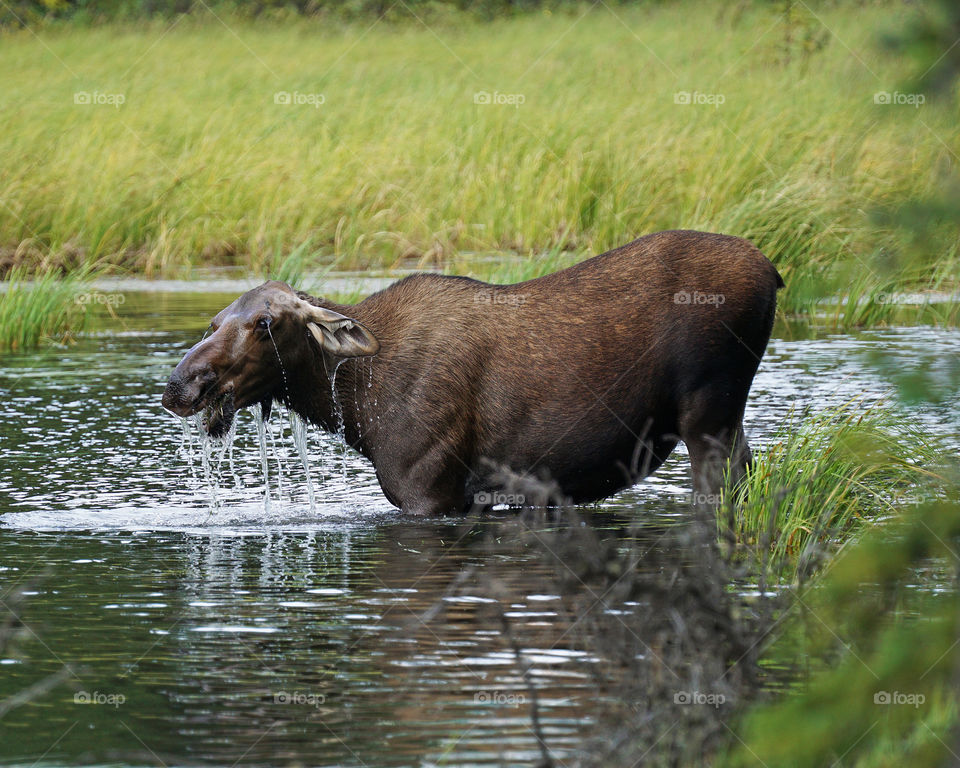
<box><xmin>682</xmin><ymin>414</ymin><xmax>752</xmax><ymax>509</ymax></box>
<box><xmin>393</xmin><ymin>444</ymin><xmax>468</xmax><ymax>516</ymax></box>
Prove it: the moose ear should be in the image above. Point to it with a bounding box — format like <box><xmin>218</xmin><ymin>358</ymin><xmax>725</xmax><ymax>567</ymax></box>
<box><xmin>301</xmin><ymin>303</ymin><xmax>380</xmax><ymax>358</ymax></box>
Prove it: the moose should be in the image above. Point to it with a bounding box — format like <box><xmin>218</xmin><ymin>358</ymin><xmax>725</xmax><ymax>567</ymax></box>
<box><xmin>162</xmin><ymin>230</ymin><xmax>783</xmax><ymax>515</ymax></box>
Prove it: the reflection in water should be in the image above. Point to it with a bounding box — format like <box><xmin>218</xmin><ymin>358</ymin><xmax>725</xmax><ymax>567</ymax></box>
<box><xmin>0</xmin><ymin>293</ymin><xmax>958</xmax><ymax>766</ymax></box>
<box><xmin>0</xmin><ymin>523</ymin><xmax>602</xmax><ymax>766</ymax></box>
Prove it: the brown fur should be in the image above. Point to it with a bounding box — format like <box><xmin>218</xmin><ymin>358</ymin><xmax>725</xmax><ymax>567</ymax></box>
<box><xmin>163</xmin><ymin>230</ymin><xmax>783</xmax><ymax>515</ymax></box>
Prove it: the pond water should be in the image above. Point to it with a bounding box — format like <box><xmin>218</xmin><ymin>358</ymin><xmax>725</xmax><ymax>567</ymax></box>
<box><xmin>1</xmin><ymin>291</ymin><xmax>958</xmax><ymax>766</ymax></box>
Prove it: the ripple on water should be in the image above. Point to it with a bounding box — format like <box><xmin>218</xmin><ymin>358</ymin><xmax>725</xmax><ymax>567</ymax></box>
<box><xmin>0</xmin><ymin>302</ymin><xmax>957</xmax><ymax>766</ymax></box>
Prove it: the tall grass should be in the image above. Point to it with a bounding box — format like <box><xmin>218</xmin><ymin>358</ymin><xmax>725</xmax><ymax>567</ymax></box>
<box><xmin>727</xmin><ymin>400</ymin><xmax>946</xmax><ymax>581</ymax></box>
<box><xmin>0</xmin><ymin>0</ymin><xmax>955</xmax><ymax>319</ymax></box>
<box><xmin>0</xmin><ymin>268</ymin><xmax>89</xmax><ymax>351</ymax></box>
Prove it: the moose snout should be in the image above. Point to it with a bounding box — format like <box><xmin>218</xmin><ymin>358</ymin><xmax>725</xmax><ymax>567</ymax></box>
<box><xmin>162</xmin><ymin>363</ymin><xmax>218</xmax><ymax>416</ymax></box>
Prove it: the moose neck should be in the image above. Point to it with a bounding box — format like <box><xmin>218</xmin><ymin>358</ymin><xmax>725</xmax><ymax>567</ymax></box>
<box><xmin>281</xmin><ymin>355</ymin><xmax>368</xmax><ymax>445</ymax></box>
<box><xmin>280</xmin><ymin>292</ymin><xmax>393</xmax><ymax>458</ymax></box>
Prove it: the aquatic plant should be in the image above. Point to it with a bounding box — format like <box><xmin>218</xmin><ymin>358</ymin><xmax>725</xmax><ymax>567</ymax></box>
<box><xmin>0</xmin><ymin>267</ymin><xmax>89</xmax><ymax>351</ymax></box>
<box><xmin>725</xmin><ymin>400</ymin><xmax>946</xmax><ymax>581</ymax></box>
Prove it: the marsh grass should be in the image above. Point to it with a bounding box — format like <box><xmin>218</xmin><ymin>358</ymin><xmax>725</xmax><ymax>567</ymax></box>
<box><xmin>0</xmin><ymin>0</ymin><xmax>955</xmax><ymax>326</ymax></box>
<box><xmin>261</xmin><ymin>237</ymin><xmax>345</xmax><ymax>296</ymax></box>
<box><xmin>0</xmin><ymin>268</ymin><xmax>90</xmax><ymax>351</ymax></box>
<box><xmin>727</xmin><ymin>400</ymin><xmax>947</xmax><ymax>580</ymax></box>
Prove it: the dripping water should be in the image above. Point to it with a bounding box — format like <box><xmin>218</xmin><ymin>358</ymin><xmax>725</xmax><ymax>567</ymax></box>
<box><xmin>213</xmin><ymin>416</ymin><xmax>237</xmax><ymax>471</ymax></box>
<box><xmin>252</xmin><ymin>405</ymin><xmax>271</xmax><ymax>513</ymax></box>
<box><xmin>262</xmin><ymin>323</ymin><xmax>292</xmax><ymax>511</ymax></box>
<box><xmin>178</xmin><ymin>417</ymin><xmax>196</xmax><ymax>478</ymax></box>
<box><xmin>365</xmin><ymin>358</ymin><xmax>378</xmax><ymax>431</ymax></box>
<box><xmin>192</xmin><ymin>414</ymin><xmax>220</xmax><ymax>512</ymax></box>
<box><xmin>227</xmin><ymin>429</ymin><xmax>240</xmax><ymax>489</ymax></box>
<box><xmin>172</xmin><ymin>325</ymin><xmax>361</xmax><ymax>514</ymax></box>
<box><xmin>185</xmin><ymin>412</ymin><xmax>241</xmax><ymax>512</ymax></box>
<box><xmin>289</xmin><ymin>410</ymin><xmax>317</xmax><ymax>514</ymax></box>
<box><xmin>326</xmin><ymin>357</ymin><xmax>347</xmax><ymax>436</ymax></box>
<box><xmin>325</xmin><ymin>357</ymin><xmax>348</xmax><ymax>481</ymax></box>
<box><xmin>354</xmin><ymin>359</ymin><xmax>362</xmax><ymax>438</ymax></box>
<box><xmin>267</xmin><ymin>326</ymin><xmax>291</xmax><ymax>397</ymax></box>
<box><xmin>267</xmin><ymin>418</ymin><xmax>285</xmax><ymax>511</ymax></box>
<box><xmin>365</xmin><ymin>357</ymin><xmax>377</xmax><ymax>430</ymax></box>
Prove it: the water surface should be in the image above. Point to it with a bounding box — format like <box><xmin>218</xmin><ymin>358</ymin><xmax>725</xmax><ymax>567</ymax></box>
<box><xmin>1</xmin><ymin>292</ymin><xmax>958</xmax><ymax>766</ymax></box>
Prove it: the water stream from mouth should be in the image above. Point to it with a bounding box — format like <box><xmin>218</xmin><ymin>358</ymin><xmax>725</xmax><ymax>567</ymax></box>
<box><xmin>179</xmin><ymin>415</ymin><xmax>196</xmax><ymax>476</ymax></box>
<box><xmin>267</xmin><ymin>417</ymin><xmax>286</xmax><ymax>509</ymax></box>
<box><xmin>194</xmin><ymin>414</ymin><xmax>220</xmax><ymax>511</ymax></box>
<box><xmin>253</xmin><ymin>405</ymin><xmax>272</xmax><ymax>513</ymax></box>
<box><xmin>290</xmin><ymin>410</ymin><xmax>317</xmax><ymax>514</ymax></box>
<box><xmin>181</xmin><ymin>413</ymin><xmax>240</xmax><ymax>512</ymax></box>
<box><xmin>177</xmin><ymin>402</ymin><xmax>320</xmax><ymax>516</ymax></box>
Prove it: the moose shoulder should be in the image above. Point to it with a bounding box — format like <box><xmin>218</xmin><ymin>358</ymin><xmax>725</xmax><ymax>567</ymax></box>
<box><xmin>162</xmin><ymin>230</ymin><xmax>783</xmax><ymax>515</ymax></box>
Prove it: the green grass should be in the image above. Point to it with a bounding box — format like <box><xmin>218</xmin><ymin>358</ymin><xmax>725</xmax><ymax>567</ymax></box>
<box><xmin>725</xmin><ymin>400</ymin><xmax>947</xmax><ymax>581</ymax></box>
<box><xmin>0</xmin><ymin>267</ymin><xmax>90</xmax><ymax>350</ymax></box>
<box><xmin>0</xmin><ymin>1</ymin><xmax>956</xmax><ymax>326</ymax></box>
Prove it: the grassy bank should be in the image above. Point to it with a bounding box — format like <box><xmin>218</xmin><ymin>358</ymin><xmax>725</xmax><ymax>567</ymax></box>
<box><xmin>0</xmin><ymin>1</ymin><xmax>956</xmax><ymax>323</ymax></box>
<box><xmin>725</xmin><ymin>401</ymin><xmax>948</xmax><ymax>582</ymax></box>
<box><xmin>0</xmin><ymin>269</ymin><xmax>90</xmax><ymax>351</ymax></box>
